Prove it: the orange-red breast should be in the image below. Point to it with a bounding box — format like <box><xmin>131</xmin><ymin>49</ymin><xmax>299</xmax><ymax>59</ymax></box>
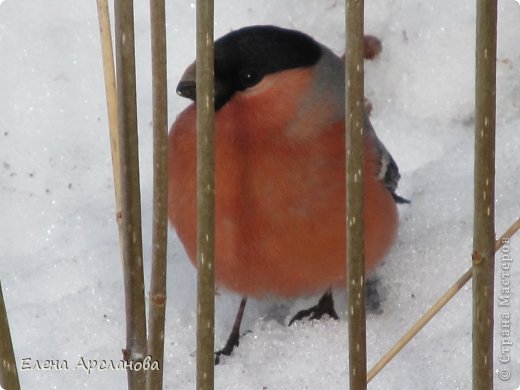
<box><xmin>168</xmin><ymin>25</ymin><xmax>404</xmax><ymax>299</ymax></box>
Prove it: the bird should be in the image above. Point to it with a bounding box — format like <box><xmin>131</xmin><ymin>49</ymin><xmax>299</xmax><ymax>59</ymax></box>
<box><xmin>168</xmin><ymin>25</ymin><xmax>407</xmax><ymax>362</ymax></box>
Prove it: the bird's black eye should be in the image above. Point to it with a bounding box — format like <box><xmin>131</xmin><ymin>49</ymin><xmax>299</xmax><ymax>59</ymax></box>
<box><xmin>239</xmin><ymin>69</ymin><xmax>262</xmax><ymax>88</ymax></box>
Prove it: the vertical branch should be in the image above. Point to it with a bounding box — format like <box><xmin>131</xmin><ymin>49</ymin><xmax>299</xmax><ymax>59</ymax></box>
<box><xmin>0</xmin><ymin>282</ymin><xmax>20</xmax><ymax>390</ymax></box>
<box><xmin>195</xmin><ymin>0</ymin><xmax>216</xmax><ymax>388</ymax></box>
<box><xmin>345</xmin><ymin>0</ymin><xmax>367</xmax><ymax>389</ymax></box>
<box><xmin>473</xmin><ymin>0</ymin><xmax>497</xmax><ymax>388</ymax></box>
<box><xmin>96</xmin><ymin>0</ymin><xmax>122</xmax><ymax>225</ymax></box>
<box><xmin>147</xmin><ymin>0</ymin><xmax>169</xmax><ymax>389</ymax></box>
<box><xmin>114</xmin><ymin>0</ymin><xmax>148</xmax><ymax>388</ymax></box>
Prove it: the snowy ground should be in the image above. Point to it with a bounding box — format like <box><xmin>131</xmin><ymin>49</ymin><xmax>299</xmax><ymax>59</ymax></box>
<box><xmin>1</xmin><ymin>0</ymin><xmax>519</xmax><ymax>389</ymax></box>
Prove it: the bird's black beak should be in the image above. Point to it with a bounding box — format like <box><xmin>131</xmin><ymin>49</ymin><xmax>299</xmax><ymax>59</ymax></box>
<box><xmin>176</xmin><ymin>61</ymin><xmax>230</xmax><ymax>110</ymax></box>
<box><xmin>176</xmin><ymin>62</ymin><xmax>197</xmax><ymax>102</ymax></box>
<box><xmin>177</xmin><ymin>80</ymin><xmax>196</xmax><ymax>101</ymax></box>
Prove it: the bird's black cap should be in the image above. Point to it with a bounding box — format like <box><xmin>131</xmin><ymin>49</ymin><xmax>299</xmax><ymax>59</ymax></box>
<box><xmin>177</xmin><ymin>25</ymin><xmax>323</xmax><ymax>110</ymax></box>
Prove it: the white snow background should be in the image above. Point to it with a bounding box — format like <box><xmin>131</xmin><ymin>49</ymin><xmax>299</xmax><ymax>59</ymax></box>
<box><xmin>1</xmin><ymin>0</ymin><xmax>519</xmax><ymax>389</ymax></box>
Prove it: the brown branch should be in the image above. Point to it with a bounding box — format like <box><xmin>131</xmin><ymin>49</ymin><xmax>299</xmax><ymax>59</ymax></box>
<box><xmin>114</xmin><ymin>0</ymin><xmax>148</xmax><ymax>388</ymax></box>
<box><xmin>473</xmin><ymin>0</ymin><xmax>498</xmax><ymax>388</ymax></box>
<box><xmin>146</xmin><ymin>0</ymin><xmax>169</xmax><ymax>389</ymax></box>
<box><xmin>195</xmin><ymin>0</ymin><xmax>216</xmax><ymax>389</ymax></box>
<box><xmin>95</xmin><ymin>0</ymin><xmax>122</xmax><ymax>222</ymax></box>
<box><xmin>0</xmin><ymin>282</ymin><xmax>20</xmax><ymax>390</ymax></box>
<box><xmin>345</xmin><ymin>1</ymin><xmax>367</xmax><ymax>389</ymax></box>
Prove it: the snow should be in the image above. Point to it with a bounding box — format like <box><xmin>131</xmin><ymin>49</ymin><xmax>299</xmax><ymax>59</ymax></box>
<box><xmin>1</xmin><ymin>0</ymin><xmax>519</xmax><ymax>389</ymax></box>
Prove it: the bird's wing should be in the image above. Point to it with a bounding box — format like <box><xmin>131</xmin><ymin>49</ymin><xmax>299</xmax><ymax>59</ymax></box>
<box><xmin>364</xmin><ymin>115</ymin><xmax>410</xmax><ymax>204</ymax></box>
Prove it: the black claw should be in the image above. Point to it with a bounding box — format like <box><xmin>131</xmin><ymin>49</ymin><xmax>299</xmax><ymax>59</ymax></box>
<box><xmin>215</xmin><ymin>331</ymin><xmax>240</xmax><ymax>365</ymax></box>
<box><xmin>214</xmin><ymin>297</ymin><xmax>247</xmax><ymax>365</ymax></box>
<box><xmin>289</xmin><ymin>290</ymin><xmax>339</xmax><ymax>326</ymax></box>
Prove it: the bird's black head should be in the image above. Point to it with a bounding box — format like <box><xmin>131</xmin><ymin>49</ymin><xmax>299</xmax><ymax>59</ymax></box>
<box><xmin>177</xmin><ymin>25</ymin><xmax>323</xmax><ymax>110</ymax></box>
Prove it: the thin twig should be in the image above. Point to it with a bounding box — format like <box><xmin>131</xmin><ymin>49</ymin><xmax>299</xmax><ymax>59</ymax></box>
<box><xmin>473</xmin><ymin>0</ymin><xmax>498</xmax><ymax>388</ymax></box>
<box><xmin>114</xmin><ymin>0</ymin><xmax>148</xmax><ymax>388</ymax></box>
<box><xmin>146</xmin><ymin>0</ymin><xmax>169</xmax><ymax>389</ymax></box>
<box><xmin>0</xmin><ymin>282</ymin><xmax>20</xmax><ymax>390</ymax></box>
<box><xmin>367</xmin><ymin>217</ymin><xmax>520</xmax><ymax>382</ymax></box>
<box><xmin>345</xmin><ymin>0</ymin><xmax>367</xmax><ymax>389</ymax></box>
<box><xmin>96</xmin><ymin>0</ymin><xmax>122</xmax><ymax>224</ymax></box>
<box><xmin>195</xmin><ymin>0</ymin><xmax>216</xmax><ymax>388</ymax></box>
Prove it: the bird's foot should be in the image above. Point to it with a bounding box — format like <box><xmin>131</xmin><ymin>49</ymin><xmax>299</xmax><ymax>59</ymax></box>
<box><xmin>215</xmin><ymin>297</ymin><xmax>248</xmax><ymax>365</ymax></box>
<box><xmin>214</xmin><ymin>329</ymin><xmax>253</xmax><ymax>365</ymax></box>
<box><xmin>214</xmin><ymin>329</ymin><xmax>239</xmax><ymax>365</ymax></box>
<box><xmin>289</xmin><ymin>290</ymin><xmax>339</xmax><ymax>326</ymax></box>
<box><xmin>366</xmin><ymin>275</ymin><xmax>383</xmax><ymax>314</ymax></box>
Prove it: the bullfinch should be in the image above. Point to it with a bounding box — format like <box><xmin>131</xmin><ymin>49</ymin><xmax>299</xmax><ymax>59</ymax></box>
<box><xmin>168</xmin><ymin>25</ymin><xmax>406</xmax><ymax>361</ymax></box>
